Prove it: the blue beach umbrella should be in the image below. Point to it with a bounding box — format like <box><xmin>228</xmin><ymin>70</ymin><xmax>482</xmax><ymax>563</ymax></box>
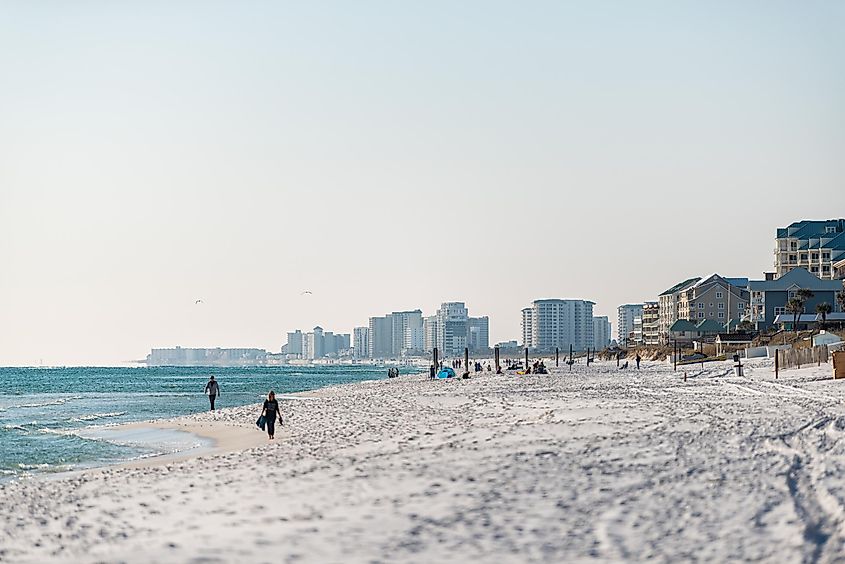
<box><xmin>436</xmin><ymin>367</ymin><xmax>456</xmax><ymax>379</ymax></box>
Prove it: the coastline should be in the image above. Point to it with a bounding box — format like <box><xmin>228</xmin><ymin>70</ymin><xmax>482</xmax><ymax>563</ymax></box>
<box><xmin>3</xmin><ymin>360</ymin><xmax>845</xmax><ymax>562</ymax></box>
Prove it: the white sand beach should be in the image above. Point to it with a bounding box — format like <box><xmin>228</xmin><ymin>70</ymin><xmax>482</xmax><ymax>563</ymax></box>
<box><xmin>2</xmin><ymin>358</ymin><xmax>845</xmax><ymax>563</ymax></box>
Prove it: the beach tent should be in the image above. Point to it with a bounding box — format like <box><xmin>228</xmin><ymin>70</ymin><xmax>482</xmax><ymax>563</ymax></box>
<box><xmin>436</xmin><ymin>367</ymin><xmax>456</xmax><ymax>379</ymax></box>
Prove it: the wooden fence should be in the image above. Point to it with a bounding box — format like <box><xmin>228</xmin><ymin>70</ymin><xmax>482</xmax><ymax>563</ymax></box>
<box><xmin>775</xmin><ymin>344</ymin><xmax>829</xmax><ymax>375</ymax></box>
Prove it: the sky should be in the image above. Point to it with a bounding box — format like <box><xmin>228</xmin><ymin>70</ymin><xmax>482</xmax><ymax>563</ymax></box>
<box><xmin>1</xmin><ymin>1</ymin><xmax>843</xmax><ymax>366</ymax></box>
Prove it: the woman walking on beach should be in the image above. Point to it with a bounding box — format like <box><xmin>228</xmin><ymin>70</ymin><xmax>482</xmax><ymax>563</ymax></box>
<box><xmin>204</xmin><ymin>376</ymin><xmax>220</xmax><ymax>411</ymax></box>
<box><xmin>261</xmin><ymin>391</ymin><xmax>282</xmax><ymax>440</ymax></box>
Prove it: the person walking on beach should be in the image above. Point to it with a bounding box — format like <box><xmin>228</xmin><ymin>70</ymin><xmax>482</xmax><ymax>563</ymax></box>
<box><xmin>636</xmin><ymin>354</ymin><xmax>642</xmax><ymax>370</ymax></box>
<box><xmin>261</xmin><ymin>391</ymin><xmax>282</xmax><ymax>440</ymax></box>
<box><xmin>204</xmin><ymin>376</ymin><xmax>220</xmax><ymax>411</ymax></box>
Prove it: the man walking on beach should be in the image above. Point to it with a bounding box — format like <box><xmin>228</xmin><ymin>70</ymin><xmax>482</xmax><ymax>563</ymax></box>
<box><xmin>204</xmin><ymin>376</ymin><xmax>220</xmax><ymax>411</ymax></box>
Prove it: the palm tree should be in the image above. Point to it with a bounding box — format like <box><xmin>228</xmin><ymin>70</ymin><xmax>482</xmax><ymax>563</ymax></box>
<box><xmin>787</xmin><ymin>297</ymin><xmax>805</xmax><ymax>333</ymax></box>
<box><xmin>838</xmin><ymin>284</ymin><xmax>845</xmax><ymax>313</ymax></box>
<box><xmin>816</xmin><ymin>302</ymin><xmax>832</xmax><ymax>329</ymax></box>
<box><xmin>797</xmin><ymin>288</ymin><xmax>815</xmax><ymax>302</ymax></box>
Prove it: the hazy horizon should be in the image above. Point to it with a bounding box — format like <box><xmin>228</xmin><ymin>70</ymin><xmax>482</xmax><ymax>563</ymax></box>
<box><xmin>2</xmin><ymin>1</ymin><xmax>843</xmax><ymax>366</ymax></box>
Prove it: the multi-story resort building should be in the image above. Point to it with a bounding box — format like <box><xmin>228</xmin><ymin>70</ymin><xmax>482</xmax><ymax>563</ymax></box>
<box><xmin>593</xmin><ymin>316</ymin><xmax>611</xmax><ymax>350</ymax></box>
<box><xmin>468</xmin><ymin>316</ymin><xmax>490</xmax><ymax>352</ymax></box>
<box><xmin>522</xmin><ymin>299</ymin><xmax>595</xmax><ymax>353</ymax></box>
<box><xmin>642</xmin><ymin>301</ymin><xmax>660</xmax><ymax>346</ymax></box>
<box><xmin>390</xmin><ymin>310</ymin><xmax>423</xmax><ymax>357</ymax></box>
<box><xmin>521</xmin><ymin>308</ymin><xmax>533</xmax><ymax>348</ymax></box>
<box><xmin>616</xmin><ymin>304</ymin><xmax>643</xmax><ymax>346</ymax></box>
<box><xmin>657</xmin><ymin>278</ymin><xmax>700</xmax><ymax>345</ymax></box>
<box><xmin>747</xmin><ymin>268</ymin><xmax>844</xmax><ymax>330</ymax></box>
<box><xmin>435</xmin><ymin>302</ymin><xmax>469</xmax><ymax>356</ymax></box>
<box><xmin>353</xmin><ymin>327</ymin><xmax>369</xmax><ymax>359</ymax></box>
<box><xmin>676</xmin><ymin>274</ymin><xmax>749</xmax><ymax>329</ymax></box>
<box><xmin>774</xmin><ymin>219</ymin><xmax>845</xmax><ymax>280</ymax></box>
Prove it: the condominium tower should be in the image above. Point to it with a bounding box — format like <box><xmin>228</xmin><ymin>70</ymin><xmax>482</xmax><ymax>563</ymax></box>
<box><xmin>522</xmin><ymin>299</ymin><xmax>595</xmax><ymax>352</ymax></box>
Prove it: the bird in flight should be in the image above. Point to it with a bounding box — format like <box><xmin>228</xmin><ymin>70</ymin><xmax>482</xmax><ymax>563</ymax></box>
<box><xmin>301</xmin><ymin>290</ymin><xmax>313</xmax><ymax>295</ymax></box>
<box><xmin>195</xmin><ymin>299</ymin><xmax>204</xmax><ymax>304</ymax></box>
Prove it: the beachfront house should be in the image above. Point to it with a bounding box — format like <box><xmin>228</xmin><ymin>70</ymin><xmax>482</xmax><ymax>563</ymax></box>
<box><xmin>746</xmin><ymin>268</ymin><xmax>843</xmax><ymax>331</ymax></box>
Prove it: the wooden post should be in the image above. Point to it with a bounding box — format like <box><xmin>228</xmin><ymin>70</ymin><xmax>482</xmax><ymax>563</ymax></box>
<box><xmin>673</xmin><ymin>340</ymin><xmax>677</xmax><ymax>371</ymax></box>
<box><xmin>433</xmin><ymin>347</ymin><xmax>439</xmax><ymax>371</ymax></box>
<box><xmin>775</xmin><ymin>348</ymin><xmax>779</xmax><ymax>379</ymax></box>
<box><xmin>569</xmin><ymin>344</ymin><xmax>573</xmax><ymax>372</ymax></box>
<box><xmin>524</xmin><ymin>347</ymin><xmax>529</xmax><ymax>370</ymax></box>
<box><xmin>494</xmin><ymin>346</ymin><xmax>500</xmax><ymax>372</ymax></box>
<box><xmin>556</xmin><ymin>347</ymin><xmax>559</xmax><ymax>367</ymax></box>
<box><xmin>465</xmin><ymin>347</ymin><xmax>469</xmax><ymax>373</ymax></box>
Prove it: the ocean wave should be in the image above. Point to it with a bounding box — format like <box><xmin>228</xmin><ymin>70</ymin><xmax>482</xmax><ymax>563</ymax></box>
<box><xmin>2</xmin><ymin>424</ymin><xmax>29</xmax><ymax>432</ymax></box>
<box><xmin>69</xmin><ymin>412</ymin><xmax>127</xmax><ymax>423</ymax></box>
<box><xmin>2</xmin><ymin>397</ymin><xmax>83</xmax><ymax>410</ymax></box>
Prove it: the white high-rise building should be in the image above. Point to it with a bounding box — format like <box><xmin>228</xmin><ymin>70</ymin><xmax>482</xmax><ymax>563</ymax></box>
<box><xmin>391</xmin><ymin>310</ymin><xmax>423</xmax><ymax>357</ymax></box>
<box><xmin>353</xmin><ymin>327</ymin><xmax>370</xmax><ymax>359</ymax></box>
<box><xmin>423</xmin><ymin>316</ymin><xmax>438</xmax><ymax>352</ymax></box>
<box><xmin>521</xmin><ymin>308</ymin><xmax>533</xmax><ymax>348</ymax></box>
<box><xmin>436</xmin><ymin>302</ymin><xmax>469</xmax><ymax>356</ymax></box>
<box><xmin>285</xmin><ymin>330</ymin><xmax>304</xmax><ymax>356</ymax></box>
<box><xmin>592</xmin><ymin>316</ymin><xmax>611</xmax><ymax>350</ymax></box>
<box><xmin>522</xmin><ymin>299</ymin><xmax>595</xmax><ymax>352</ymax></box>
<box><xmin>616</xmin><ymin>304</ymin><xmax>643</xmax><ymax>346</ymax></box>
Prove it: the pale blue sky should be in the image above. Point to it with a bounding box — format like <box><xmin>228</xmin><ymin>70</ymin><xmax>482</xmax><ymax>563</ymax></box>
<box><xmin>1</xmin><ymin>1</ymin><xmax>843</xmax><ymax>365</ymax></box>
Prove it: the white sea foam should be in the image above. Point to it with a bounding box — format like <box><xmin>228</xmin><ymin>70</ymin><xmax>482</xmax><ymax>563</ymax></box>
<box><xmin>3</xmin><ymin>397</ymin><xmax>82</xmax><ymax>410</ymax></box>
<box><xmin>69</xmin><ymin>412</ymin><xmax>127</xmax><ymax>423</ymax></box>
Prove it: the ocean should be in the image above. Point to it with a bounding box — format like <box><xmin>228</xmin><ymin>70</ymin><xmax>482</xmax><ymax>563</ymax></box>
<box><xmin>0</xmin><ymin>365</ymin><xmax>410</xmax><ymax>481</ymax></box>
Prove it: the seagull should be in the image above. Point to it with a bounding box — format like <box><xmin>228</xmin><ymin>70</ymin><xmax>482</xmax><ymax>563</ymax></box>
<box><xmin>301</xmin><ymin>291</ymin><xmax>313</xmax><ymax>295</ymax></box>
<box><xmin>195</xmin><ymin>299</ymin><xmax>204</xmax><ymax>304</ymax></box>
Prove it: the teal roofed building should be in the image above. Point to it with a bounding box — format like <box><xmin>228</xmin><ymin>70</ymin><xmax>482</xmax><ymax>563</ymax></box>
<box><xmin>775</xmin><ymin>219</ymin><xmax>845</xmax><ymax>280</ymax></box>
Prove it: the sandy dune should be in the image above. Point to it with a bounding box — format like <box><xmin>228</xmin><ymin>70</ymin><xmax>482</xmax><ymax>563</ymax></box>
<box><xmin>2</xmin><ymin>358</ymin><xmax>845</xmax><ymax>563</ymax></box>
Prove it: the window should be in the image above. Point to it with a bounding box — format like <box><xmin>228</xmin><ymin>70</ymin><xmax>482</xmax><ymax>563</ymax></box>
<box><xmin>789</xmin><ymin>255</ymin><xmax>797</xmax><ymax>263</ymax></box>
<box><xmin>791</xmin><ymin>242</ymin><xmax>798</xmax><ymax>250</ymax></box>
<box><xmin>775</xmin><ymin>307</ymin><xmax>786</xmax><ymax>316</ymax></box>
<box><xmin>823</xmin><ymin>265</ymin><xmax>830</xmax><ymax>272</ymax></box>
<box><xmin>823</xmin><ymin>252</ymin><xmax>831</xmax><ymax>260</ymax></box>
<box><xmin>826</xmin><ymin>226</ymin><xmax>836</xmax><ymax>234</ymax></box>
<box><xmin>716</xmin><ymin>292</ymin><xmax>723</xmax><ymax>299</ymax></box>
<box><xmin>737</xmin><ymin>302</ymin><xmax>744</xmax><ymax>310</ymax></box>
<box><xmin>800</xmin><ymin>253</ymin><xmax>808</xmax><ymax>261</ymax></box>
<box><xmin>718</xmin><ymin>303</ymin><xmax>725</xmax><ymax>309</ymax></box>
<box><xmin>812</xmin><ymin>266</ymin><xmax>819</xmax><ymax>273</ymax></box>
<box><xmin>698</xmin><ymin>303</ymin><xmax>704</xmax><ymax>310</ymax></box>
<box><xmin>788</xmin><ymin>290</ymin><xmax>797</xmax><ymax>299</ymax></box>
<box><xmin>709</xmin><ymin>312</ymin><xmax>714</xmax><ymax>317</ymax></box>
<box><xmin>718</xmin><ymin>312</ymin><xmax>725</xmax><ymax>319</ymax></box>
<box><xmin>698</xmin><ymin>312</ymin><xmax>704</xmax><ymax>319</ymax></box>
<box><xmin>812</xmin><ymin>253</ymin><xmax>819</xmax><ymax>261</ymax></box>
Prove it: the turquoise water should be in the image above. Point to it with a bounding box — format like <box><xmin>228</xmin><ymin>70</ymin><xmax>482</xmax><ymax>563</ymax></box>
<box><xmin>0</xmin><ymin>365</ymin><xmax>409</xmax><ymax>480</ymax></box>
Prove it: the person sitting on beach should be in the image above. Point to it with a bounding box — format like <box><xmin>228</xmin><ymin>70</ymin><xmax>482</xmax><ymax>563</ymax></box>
<box><xmin>204</xmin><ymin>376</ymin><xmax>220</xmax><ymax>411</ymax></box>
<box><xmin>261</xmin><ymin>391</ymin><xmax>282</xmax><ymax>440</ymax></box>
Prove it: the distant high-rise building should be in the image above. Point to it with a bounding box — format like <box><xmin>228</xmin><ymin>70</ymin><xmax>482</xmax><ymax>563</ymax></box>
<box><xmin>468</xmin><ymin>316</ymin><xmax>490</xmax><ymax>352</ymax></box>
<box><xmin>521</xmin><ymin>308</ymin><xmax>533</xmax><ymax>348</ymax></box>
<box><xmin>304</xmin><ymin>326</ymin><xmax>324</xmax><ymax>360</ymax></box>
<box><xmin>353</xmin><ymin>327</ymin><xmax>370</xmax><ymax>359</ymax></box>
<box><xmin>286</xmin><ymin>330</ymin><xmax>304</xmax><ymax>356</ymax></box>
<box><xmin>391</xmin><ymin>310</ymin><xmax>423</xmax><ymax>357</ymax></box>
<box><xmin>774</xmin><ymin>219</ymin><xmax>845</xmax><ymax>280</ymax></box>
<box><xmin>423</xmin><ymin>315</ymin><xmax>438</xmax><ymax>352</ymax></box>
<box><xmin>592</xmin><ymin>316</ymin><xmax>611</xmax><ymax>350</ymax></box>
<box><xmin>523</xmin><ymin>299</ymin><xmax>595</xmax><ymax>352</ymax></box>
<box><xmin>616</xmin><ymin>304</ymin><xmax>643</xmax><ymax>346</ymax></box>
<box><xmin>368</xmin><ymin>315</ymin><xmax>393</xmax><ymax>358</ymax></box>
<box><xmin>436</xmin><ymin>302</ymin><xmax>469</xmax><ymax>356</ymax></box>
